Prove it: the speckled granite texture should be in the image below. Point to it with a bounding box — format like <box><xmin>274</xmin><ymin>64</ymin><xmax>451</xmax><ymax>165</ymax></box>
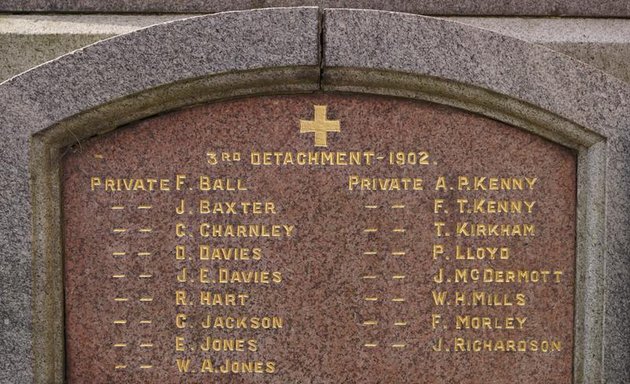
<box><xmin>0</xmin><ymin>6</ymin><xmax>629</xmax><ymax>384</ymax></box>
<box><xmin>1</xmin><ymin>0</ymin><xmax>630</xmax><ymax>16</ymax></box>
<box><xmin>62</xmin><ymin>94</ymin><xmax>576</xmax><ymax>383</ymax></box>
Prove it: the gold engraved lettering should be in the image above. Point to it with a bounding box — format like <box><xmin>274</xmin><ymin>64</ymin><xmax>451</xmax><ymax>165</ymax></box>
<box><xmin>453</xmin><ymin>338</ymin><xmax>561</xmax><ymax>353</ymax></box>
<box><xmin>217</xmin><ymin>268</ymin><xmax>282</xmax><ymax>284</ymax></box>
<box><xmin>455</xmin><ymin>315</ymin><xmax>527</xmax><ymax>330</ymax></box>
<box><xmin>199</xmin><ymin>337</ymin><xmax>258</xmax><ymax>352</ymax></box>
<box><xmin>432</xmin><ymin>314</ymin><xmax>441</xmax><ymax>329</ymax></box>
<box><xmin>176</xmin><ymin>314</ymin><xmax>187</xmax><ymax>328</ymax></box>
<box><xmin>456</xmin><ymin>199</ymin><xmax>536</xmax><ymax>214</ymax></box>
<box><xmin>251</xmin><ymin>151</ymin><xmax>375</xmax><ymax>166</ymax></box>
<box><xmin>455</xmin><ymin>246</ymin><xmax>510</xmax><ymax>260</ymax></box>
<box><xmin>348</xmin><ymin>176</ymin><xmax>423</xmax><ymax>191</ymax></box>
<box><xmin>431</xmin><ymin>291</ymin><xmax>447</xmax><ymax>305</ymax></box>
<box><xmin>434</xmin><ymin>199</ymin><xmax>444</xmax><ymax>213</ymax></box>
<box><xmin>175</xmin><ymin>174</ymin><xmax>186</xmax><ymax>190</ymax></box>
<box><xmin>199</xmin><ymin>292</ymin><xmax>249</xmax><ymax>306</ymax></box>
<box><xmin>176</xmin><ymin>359</ymin><xmax>191</xmax><ymax>373</ymax></box>
<box><xmin>452</xmin><ymin>269</ymin><xmax>563</xmax><ymax>283</ymax></box>
<box><xmin>434</xmin><ymin>222</ymin><xmax>446</xmax><ymax>237</ymax></box>
<box><xmin>198</xmin><ymin>177</ymin><xmax>247</xmax><ymax>191</ymax></box>
<box><xmin>451</xmin><ymin>291</ymin><xmax>527</xmax><ymax>306</ymax></box>
<box><xmin>175</xmin><ymin>291</ymin><xmax>187</xmax><ymax>305</ymax></box>
<box><xmin>199</xmin><ymin>246</ymin><xmax>262</xmax><ymax>261</ymax></box>
<box><xmin>175</xmin><ymin>245</ymin><xmax>186</xmax><ymax>260</ymax></box>
<box><xmin>435</xmin><ymin>177</ymin><xmax>447</xmax><ymax>191</ymax></box>
<box><xmin>432</xmin><ymin>245</ymin><xmax>444</xmax><ymax>260</ymax></box>
<box><xmin>388</xmin><ymin>151</ymin><xmax>430</xmax><ymax>166</ymax></box>
<box><xmin>199</xmin><ymin>359</ymin><xmax>277</xmax><ymax>374</ymax></box>
<box><xmin>456</xmin><ymin>176</ymin><xmax>538</xmax><ymax>191</ymax></box>
<box><xmin>198</xmin><ymin>201</ymin><xmax>277</xmax><ymax>215</ymax></box>
<box><xmin>199</xmin><ymin>224</ymin><xmax>294</xmax><ymax>238</ymax></box>
<box><xmin>202</xmin><ymin>315</ymin><xmax>283</xmax><ymax>329</ymax></box>
<box><xmin>456</xmin><ymin>222</ymin><xmax>535</xmax><ymax>237</ymax></box>
<box><xmin>90</xmin><ymin>177</ymin><xmax>171</xmax><ymax>192</ymax></box>
<box><xmin>175</xmin><ymin>336</ymin><xmax>185</xmax><ymax>351</ymax></box>
<box><xmin>175</xmin><ymin>223</ymin><xmax>186</xmax><ymax>237</ymax></box>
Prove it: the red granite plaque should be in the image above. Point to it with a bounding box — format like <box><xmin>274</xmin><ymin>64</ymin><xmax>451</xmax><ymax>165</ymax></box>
<box><xmin>62</xmin><ymin>94</ymin><xmax>576</xmax><ymax>383</ymax></box>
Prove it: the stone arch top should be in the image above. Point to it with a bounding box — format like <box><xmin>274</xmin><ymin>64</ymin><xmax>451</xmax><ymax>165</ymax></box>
<box><xmin>0</xmin><ymin>6</ymin><xmax>628</xmax><ymax>384</ymax></box>
<box><xmin>0</xmin><ymin>7</ymin><xmax>628</xmax><ymax>141</ymax></box>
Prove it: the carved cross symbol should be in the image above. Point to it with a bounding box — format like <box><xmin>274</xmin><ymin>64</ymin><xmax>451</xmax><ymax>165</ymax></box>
<box><xmin>300</xmin><ymin>105</ymin><xmax>341</xmax><ymax>147</ymax></box>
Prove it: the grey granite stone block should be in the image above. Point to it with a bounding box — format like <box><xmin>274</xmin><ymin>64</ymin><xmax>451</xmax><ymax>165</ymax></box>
<box><xmin>323</xmin><ymin>9</ymin><xmax>630</xmax><ymax>140</ymax></box>
<box><xmin>0</xmin><ymin>0</ymin><xmax>629</xmax><ymax>17</ymax></box>
<box><xmin>0</xmin><ymin>15</ymin><xmax>194</xmax><ymax>82</ymax></box>
<box><xmin>449</xmin><ymin>17</ymin><xmax>630</xmax><ymax>83</ymax></box>
<box><xmin>5</xmin><ymin>15</ymin><xmax>630</xmax><ymax>86</ymax></box>
<box><xmin>0</xmin><ymin>7</ymin><xmax>320</xmax><ymax>138</ymax></box>
<box><xmin>0</xmin><ymin>6</ymin><xmax>629</xmax><ymax>383</ymax></box>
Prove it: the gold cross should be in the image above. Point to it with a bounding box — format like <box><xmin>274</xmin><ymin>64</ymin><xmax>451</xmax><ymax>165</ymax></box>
<box><xmin>300</xmin><ymin>105</ymin><xmax>340</xmax><ymax>147</ymax></box>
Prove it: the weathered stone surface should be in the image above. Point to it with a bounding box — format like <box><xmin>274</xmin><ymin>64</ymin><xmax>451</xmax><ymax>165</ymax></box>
<box><xmin>0</xmin><ymin>7</ymin><xmax>628</xmax><ymax>384</ymax></box>
<box><xmin>5</xmin><ymin>15</ymin><xmax>630</xmax><ymax>84</ymax></box>
<box><xmin>322</xmin><ymin>9</ymin><xmax>630</xmax><ymax>139</ymax></box>
<box><xmin>0</xmin><ymin>7</ymin><xmax>320</xmax><ymax>138</ymax></box>
<box><xmin>0</xmin><ymin>15</ymin><xmax>193</xmax><ymax>82</ymax></box>
<box><xmin>450</xmin><ymin>17</ymin><xmax>630</xmax><ymax>83</ymax></box>
<box><xmin>62</xmin><ymin>94</ymin><xmax>576</xmax><ymax>383</ymax></box>
<box><xmin>1</xmin><ymin>0</ymin><xmax>630</xmax><ymax>17</ymax></box>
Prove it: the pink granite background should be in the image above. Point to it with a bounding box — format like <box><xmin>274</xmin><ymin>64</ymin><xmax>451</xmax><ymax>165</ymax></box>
<box><xmin>62</xmin><ymin>94</ymin><xmax>576</xmax><ymax>383</ymax></box>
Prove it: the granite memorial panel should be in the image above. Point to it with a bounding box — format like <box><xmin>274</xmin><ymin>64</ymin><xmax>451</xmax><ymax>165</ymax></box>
<box><xmin>62</xmin><ymin>94</ymin><xmax>576</xmax><ymax>383</ymax></box>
